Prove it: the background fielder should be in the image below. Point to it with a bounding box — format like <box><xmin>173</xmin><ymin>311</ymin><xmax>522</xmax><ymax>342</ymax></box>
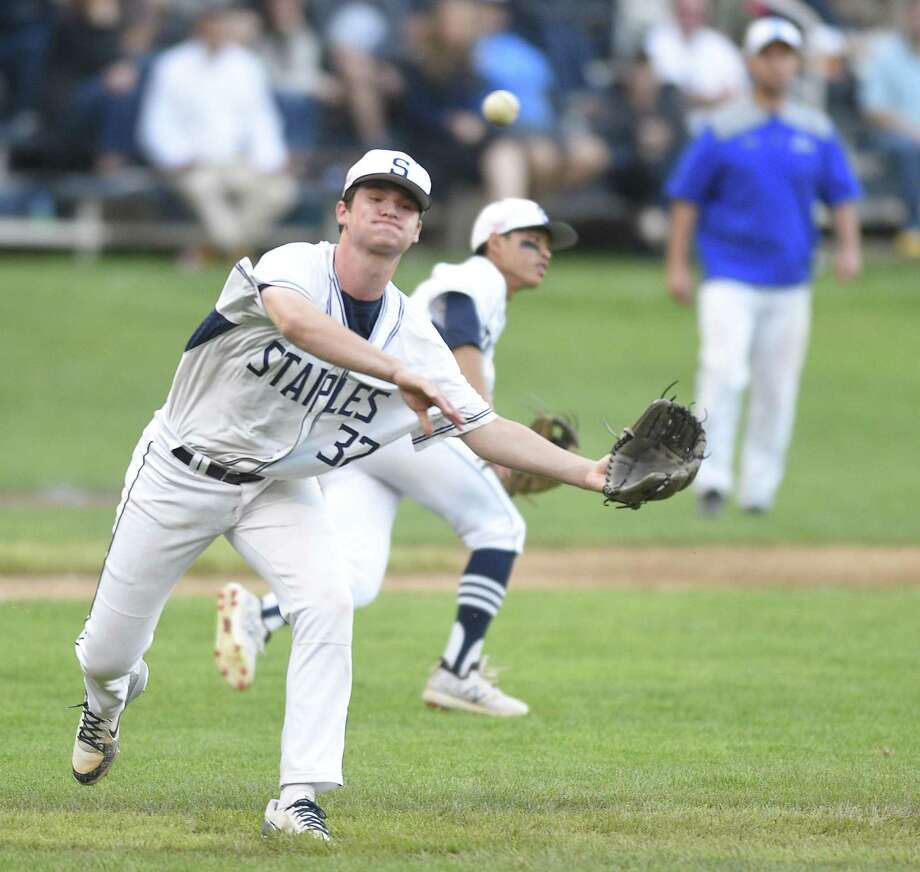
<box><xmin>665</xmin><ymin>17</ymin><xmax>862</xmax><ymax>516</ymax></box>
<box><xmin>71</xmin><ymin>148</ymin><xmax>613</xmax><ymax>842</ymax></box>
<box><xmin>218</xmin><ymin>197</ymin><xmax>578</xmax><ymax>717</ymax></box>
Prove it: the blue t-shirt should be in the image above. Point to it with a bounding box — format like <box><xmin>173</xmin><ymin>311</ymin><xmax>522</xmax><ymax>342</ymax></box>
<box><xmin>666</xmin><ymin>100</ymin><xmax>861</xmax><ymax>287</ymax></box>
<box><xmin>473</xmin><ymin>32</ymin><xmax>555</xmax><ymax>133</ymax></box>
<box><xmin>341</xmin><ymin>290</ymin><xmax>383</xmax><ymax>340</ymax></box>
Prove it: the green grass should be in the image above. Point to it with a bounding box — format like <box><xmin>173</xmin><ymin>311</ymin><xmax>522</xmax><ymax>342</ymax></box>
<box><xmin>2</xmin><ymin>587</ymin><xmax>919</xmax><ymax>870</ymax></box>
<box><xmin>1</xmin><ymin>253</ymin><xmax>919</xmax><ymax>573</ymax></box>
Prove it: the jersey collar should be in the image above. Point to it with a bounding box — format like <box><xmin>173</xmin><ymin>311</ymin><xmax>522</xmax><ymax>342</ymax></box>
<box><xmin>329</xmin><ymin>246</ymin><xmax>406</xmax><ymax>351</ymax></box>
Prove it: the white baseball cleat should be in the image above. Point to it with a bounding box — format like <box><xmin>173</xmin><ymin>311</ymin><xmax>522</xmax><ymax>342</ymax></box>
<box><xmin>262</xmin><ymin>798</ymin><xmax>331</xmax><ymax>841</ymax></box>
<box><xmin>214</xmin><ymin>582</ymin><xmax>266</xmax><ymax>690</ymax></box>
<box><xmin>72</xmin><ymin>660</ymin><xmax>148</xmax><ymax>785</ymax></box>
<box><xmin>422</xmin><ymin>659</ymin><xmax>529</xmax><ymax>717</ymax></box>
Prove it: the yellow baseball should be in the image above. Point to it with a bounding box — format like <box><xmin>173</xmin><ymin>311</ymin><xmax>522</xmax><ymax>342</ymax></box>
<box><xmin>481</xmin><ymin>90</ymin><xmax>520</xmax><ymax>127</ymax></box>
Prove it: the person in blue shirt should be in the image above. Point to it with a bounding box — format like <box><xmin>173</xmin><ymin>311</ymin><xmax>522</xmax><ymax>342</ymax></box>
<box><xmin>664</xmin><ymin>16</ymin><xmax>862</xmax><ymax>516</ymax></box>
<box><xmin>860</xmin><ymin>0</ymin><xmax>920</xmax><ymax>258</ymax></box>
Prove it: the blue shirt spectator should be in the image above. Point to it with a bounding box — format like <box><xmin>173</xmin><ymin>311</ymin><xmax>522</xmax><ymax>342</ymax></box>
<box><xmin>666</xmin><ymin>100</ymin><xmax>861</xmax><ymax>286</ymax></box>
<box><xmin>858</xmin><ymin>4</ymin><xmax>920</xmax><ymax>245</ymax></box>
<box><xmin>860</xmin><ymin>33</ymin><xmax>920</xmax><ymax>128</ymax></box>
<box><xmin>472</xmin><ymin>31</ymin><xmax>555</xmax><ymax>133</ymax></box>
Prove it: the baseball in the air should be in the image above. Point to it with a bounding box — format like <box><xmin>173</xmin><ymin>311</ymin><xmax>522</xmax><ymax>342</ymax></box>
<box><xmin>481</xmin><ymin>90</ymin><xmax>520</xmax><ymax>126</ymax></box>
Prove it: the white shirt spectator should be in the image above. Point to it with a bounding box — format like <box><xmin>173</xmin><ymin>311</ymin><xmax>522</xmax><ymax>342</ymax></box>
<box><xmin>140</xmin><ymin>40</ymin><xmax>288</xmax><ymax>173</ymax></box>
<box><xmin>645</xmin><ymin>23</ymin><xmax>747</xmax><ymax>106</ymax></box>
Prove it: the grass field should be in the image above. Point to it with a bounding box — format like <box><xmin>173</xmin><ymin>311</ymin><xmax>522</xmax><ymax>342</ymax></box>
<box><xmin>1</xmin><ymin>252</ymin><xmax>919</xmax><ymax>573</ymax></box>
<box><xmin>2</xmin><ymin>251</ymin><xmax>918</xmax><ymax>869</ymax></box>
<box><xmin>3</xmin><ymin>587</ymin><xmax>919</xmax><ymax>871</ymax></box>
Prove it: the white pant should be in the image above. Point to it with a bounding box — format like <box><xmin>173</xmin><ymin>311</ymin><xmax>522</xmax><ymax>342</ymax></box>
<box><xmin>74</xmin><ymin>426</ymin><xmax>352</xmax><ymax>791</ymax></box>
<box><xmin>321</xmin><ymin>437</ymin><xmax>525</xmax><ymax>607</ymax></box>
<box><xmin>173</xmin><ymin>164</ymin><xmax>298</xmax><ymax>253</ymax></box>
<box><xmin>694</xmin><ymin>279</ymin><xmax>811</xmax><ymax>509</ymax></box>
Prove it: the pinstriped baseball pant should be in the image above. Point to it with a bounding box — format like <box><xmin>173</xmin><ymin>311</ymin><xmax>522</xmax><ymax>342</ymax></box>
<box><xmin>320</xmin><ymin>435</ymin><xmax>526</xmax><ymax>608</ymax></box>
<box><xmin>74</xmin><ymin>423</ymin><xmax>353</xmax><ymax>792</ymax></box>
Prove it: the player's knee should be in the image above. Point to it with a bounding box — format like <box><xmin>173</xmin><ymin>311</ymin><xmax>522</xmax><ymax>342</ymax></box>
<box><xmin>74</xmin><ymin>640</ymin><xmax>132</xmax><ymax>683</ymax></box>
<box><xmin>700</xmin><ymin>357</ymin><xmax>749</xmax><ymax>391</ymax></box>
<box><xmin>349</xmin><ymin>575</ymin><xmax>383</xmax><ymax>609</ymax></box>
<box><xmin>342</xmin><ymin>547</ymin><xmax>387</xmax><ymax>609</ymax></box>
<box><xmin>506</xmin><ymin>511</ymin><xmax>527</xmax><ymax>551</ymax></box>
<box><xmin>288</xmin><ymin>583</ymin><xmax>354</xmax><ymax>642</ymax></box>
<box><xmin>463</xmin><ymin>510</ymin><xmax>526</xmax><ymax>553</ymax></box>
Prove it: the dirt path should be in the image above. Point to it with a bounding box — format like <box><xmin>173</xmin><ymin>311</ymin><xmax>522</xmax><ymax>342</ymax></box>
<box><xmin>2</xmin><ymin>546</ymin><xmax>919</xmax><ymax>601</ymax></box>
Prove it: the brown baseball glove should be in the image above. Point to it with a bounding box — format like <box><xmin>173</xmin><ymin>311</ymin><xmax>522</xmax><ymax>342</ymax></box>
<box><xmin>505</xmin><ymin>413</ymin><xmax>580</xmax><ymax>497</ymax></box>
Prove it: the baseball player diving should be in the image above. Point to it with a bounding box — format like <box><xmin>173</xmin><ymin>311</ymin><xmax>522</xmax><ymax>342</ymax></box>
<box><xmin>213</xmin><ymin>198</ymin><xmax>579</xmax><ymax>717</ymax></box>
<box><xmin>665</xmin><ymin>17</ymin><xmax>862</xmax><ymax>515</ymax></box>
<box><xmin>71</xmin><ymin>150</ymin><xmax>620</xmax><ymax>842</ymax></box>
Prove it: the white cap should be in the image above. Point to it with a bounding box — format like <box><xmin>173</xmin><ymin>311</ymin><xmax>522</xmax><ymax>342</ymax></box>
<box><xmin>342</xmin><ymin>149</ymin><xmax>432</xmax><ymax>211</ymax></box>
<box><xmin>744</xmin><ymin>16</ymin><xmax>803</xmax><ymax>56</ymax></box>
<box><xmin>469</xmin><ymin>198</ymin><xmax>578</xmax><ymax>253</ymax></box>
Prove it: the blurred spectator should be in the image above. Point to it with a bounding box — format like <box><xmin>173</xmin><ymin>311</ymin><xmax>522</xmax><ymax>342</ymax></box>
<box><xmin>0</xmin><ymin>0</ymin><xmax>54</xmax><ymax>141</ymax></box>
<box><xmin>616</xmin><ymin>0</ymin><xmax>672</xmax><ymax>57</ymax></box>
<box><xmin>472</xmin><ymin>0</ymin><xmax>608</xmax><ymax>197</ymax></box>
<box><xmin>474</xmin><ymin>2</ymin><xmax>555</xmax><ymax>134</ymax></box>
<box><xmin>389</xmin><ymin>0</ymin><xmax>602</xmax><ymax>201</ymax></box>
<box><xmin>253</xmin><ymin>0</ymin><xmax>343</xmax><ymax>165</ymax></box>
<box><xmin>41</xmin><ymin>0</ymin><xmax>157</xmax><ymax>172</ymax></box>
<box><xmin>645</xmin><ymin>0</ymin><xmax>748</xmax><ymax>131</ymax></box>
<box><xmin>593</xmin><ymin>51</ymin><xmax>687</xmax><ymax>241</ymax></box>
<box><xmin>391</xmin><ymin>0</ymin><xmax>495</xmax><ymax>195</ymax></box>
<box><xmin>860</xmin><ymin>0</ymin><xmax>920</xmax><ymax>257</ymax></box>
<box><xmin>514</xmin><ymin>0</ymin><xmax>613</xmax><ymax>90</ymax></box>
<box><xmin>138</xmin><ymin>2</ymin><xmax>297</xmax><ymax>263</ymax></box>
<box><xmin>323</xmin><ymin>1</ymin><xmax>409</xmax><ymax>147</ymax></box>
<box><xmin>747</xmin><ymin>0</ymin><xmax>841</xmax><ymax>27</ymax></box>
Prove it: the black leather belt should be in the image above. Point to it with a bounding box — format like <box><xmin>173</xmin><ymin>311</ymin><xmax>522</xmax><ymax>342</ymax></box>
<box><xmin>171</xmin><ymin>447</ymin><xmax>265</xmax><ymax>485</ymax></box>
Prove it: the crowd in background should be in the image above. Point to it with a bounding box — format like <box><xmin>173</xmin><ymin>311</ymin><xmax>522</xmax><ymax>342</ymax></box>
<box><xmin>1</xmin><ymin>0</ymin><xmax>919</xmax><ymax>259</ymax></box>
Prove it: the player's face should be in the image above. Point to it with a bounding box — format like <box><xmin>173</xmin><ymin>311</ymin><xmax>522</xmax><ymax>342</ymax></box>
<box><xmin>337</xmin><ymin>183</ymin><xmax>423</xmax><ymax>257</ymax></box>
<box><xmin>748</xmin><ymin>43</ymin><xmax>801</xmax><ymax>95</ymax></box>
<box><xmin>490</xmin><ymin>228</ymin><xmax>552</xmax><ymax>292</ymax></box>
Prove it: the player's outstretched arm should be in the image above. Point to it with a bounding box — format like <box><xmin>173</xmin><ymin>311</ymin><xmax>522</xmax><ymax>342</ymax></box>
<box><xmin>262</xmin><ymin>285</ymin><xmax>463</xmax><ymax>435</ymax></box>
<box><xmin>461</xmin><ymin>418</ymin><xmax>608</xmax><ymax>493</ymax></box>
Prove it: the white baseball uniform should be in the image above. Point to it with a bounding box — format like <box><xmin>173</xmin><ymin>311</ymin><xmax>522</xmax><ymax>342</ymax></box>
<box><xmin>75</xmin><ymin>240</ymin><xmax>494</xmax><ymax>792</ymax></box>
<box><xmin>317</xmin><ymin>254</ymin><xmax>525</xmax><ymax>620</ymax></box>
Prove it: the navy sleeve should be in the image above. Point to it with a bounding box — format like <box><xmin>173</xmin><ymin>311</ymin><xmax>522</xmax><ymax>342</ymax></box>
<box><xmin>432</xmin><ymin>292</ymin><xmax>482</xmax><ymax>350</ymax></box>
<box><xmin>665</xmin><ymin>127</ymin><xmax>721</xmax><ymax>204</ymax></box>
<box><xmin>818</xmin><ymin>133</ymin><xmax>862</xmax><ymax>206</ymax></box>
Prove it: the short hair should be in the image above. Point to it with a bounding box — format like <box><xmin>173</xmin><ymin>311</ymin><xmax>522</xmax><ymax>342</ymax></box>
<box><xmin>337</xmin><ymin>187</ymin><xmax>358</xmax><ymax>233</ymax></box>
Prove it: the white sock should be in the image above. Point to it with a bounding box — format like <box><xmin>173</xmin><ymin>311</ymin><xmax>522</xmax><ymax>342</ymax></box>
<box><xmin>280</xmin><ymin>783</ymin><xmax>316</xmax><ymax>808</ymax></box>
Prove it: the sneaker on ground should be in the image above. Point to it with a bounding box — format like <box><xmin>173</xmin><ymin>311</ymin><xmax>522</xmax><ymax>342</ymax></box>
<box><xmin>262</xmin><ymin>797</ymin><xmax>331</xmax><ymax>841</ymax></box>
<box><xmin>72</xmin><ymin>660</ymin><xmax>148</xmax><ymax>785</ymax></box>
<box><xmin>214</xmin><ymin>582</ymin><xmax>266</xmax><ymax>690</ymax></box>
<box><xmin>741</xmin><ymin>503</ymin><xmax>770</xmax><ymax>515</ymax></box>
<box><xmin>422</xmin><ymin>658</ymin><xmax>529</xmax><ymax>717</ymax></box>
<box><xmin>698</xmin><ymin>489</ymin><xmax>726</xmax><ymax>517</ymax></box>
